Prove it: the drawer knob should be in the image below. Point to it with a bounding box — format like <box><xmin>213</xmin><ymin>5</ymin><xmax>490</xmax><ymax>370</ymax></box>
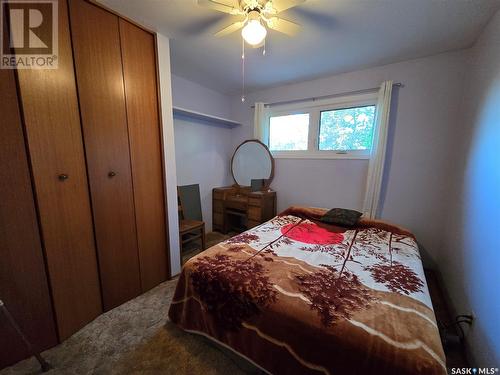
<box><xmin>58</xmin><ymin>174</ymin><xmax>69</xmax><ymax>181</ymax></box>
<box><xmin>108</xmin><ymin>171</ymin><xmax>117</xmax><ymax>178</ymax></box>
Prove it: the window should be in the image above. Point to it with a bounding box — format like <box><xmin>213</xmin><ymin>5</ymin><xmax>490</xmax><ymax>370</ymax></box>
<box><xmin>269</xmin><ymin>113</ymin><xmax>309</xmax><ymax>151</ymax></box>
<box><xmin>318</xmin><ymin>106</ymin><xmax>376</xmax><ymax>151</ymax></box>
<box><xmin>263</xmin><ymin>92</ymin><xmax>378</xmax><ymax>159</ymax></box>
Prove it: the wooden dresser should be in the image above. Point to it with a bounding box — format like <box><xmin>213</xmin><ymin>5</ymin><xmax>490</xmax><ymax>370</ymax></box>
<box><xmin>213</xmin><ymin>186</ymin><xmax>277</xmax><ymax>233</ymax></box>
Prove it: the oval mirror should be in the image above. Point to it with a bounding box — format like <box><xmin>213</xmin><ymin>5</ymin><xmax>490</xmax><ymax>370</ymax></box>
<box><xmin>231</xmin><ymin>140</ymin><xmax>274</xmax><ymax>189</ymax></box>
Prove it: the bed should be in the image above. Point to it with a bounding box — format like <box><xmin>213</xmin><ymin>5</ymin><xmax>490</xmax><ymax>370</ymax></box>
<box><xmin>168</xmin><ymin>206</ymin><xmax>446</xmax><ymax>375</ymax></box>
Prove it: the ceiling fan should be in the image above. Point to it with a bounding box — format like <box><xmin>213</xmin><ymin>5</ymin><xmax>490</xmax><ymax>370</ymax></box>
<box><xmin>198</xmin><ymin>0</ymin><xmax>305</xmax><ymax>47</ymax></box>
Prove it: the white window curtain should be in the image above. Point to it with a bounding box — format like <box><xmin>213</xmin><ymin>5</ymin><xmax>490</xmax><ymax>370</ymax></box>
<box><xmin>253</xmin><ymin>102</ymin><xmax>268</xmax><ymax>143</ymax></box>
<box><xmin>362</xmin><ymin>80</ymin><xmax>393</xmax><ymax>219</ymax></box>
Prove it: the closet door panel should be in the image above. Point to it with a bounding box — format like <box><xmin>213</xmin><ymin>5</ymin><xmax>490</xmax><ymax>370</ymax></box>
<box><xmin>69</xmin><ymin>0</ymin><xmax>141</xmax><ymax>310</ymax></box>
<box><xmin>0</xmin><ymin>67</ymin><xmax>58</xmax><ymax>368</ymax></box>
<box><xmin>119</xmin><ymin>19</ymin><xmax>169</xmax><ymax>290</ymax></box>
<box><xmin>14</xmin><ymin>0</ymin><xmax>102</xmax><ymax>340</ymax></box>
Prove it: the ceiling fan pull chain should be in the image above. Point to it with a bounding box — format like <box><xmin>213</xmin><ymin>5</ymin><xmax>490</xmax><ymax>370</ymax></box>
<box><xmin>263</xmin><ymin>38</ymin><xmax>266</xmax><ymax>56</ymax></box>
<box><xmin>241</xmin><ymin>37</ymin><xmax>246</xmax><ymax>102</ymax></box>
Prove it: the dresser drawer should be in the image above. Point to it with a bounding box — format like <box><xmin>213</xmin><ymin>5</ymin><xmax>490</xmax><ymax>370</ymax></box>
<box><xmin>248</xmin><ymin>197</ymin><xmax>261</xmax><ymax>207</ymax></box>
<box><xmin>248</xmin><ymin>206</ymin><xmax>261</xmax><ymax>221</ymax></box>
<box><xmin>225</xmin><ymin>199</ymin><xmax>246</xmax><ymax>211</ymax></box>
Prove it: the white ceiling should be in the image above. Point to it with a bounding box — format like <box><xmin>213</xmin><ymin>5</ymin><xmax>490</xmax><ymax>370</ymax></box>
<box><xmin>99</xmin><ymin>0</ymin><xmax>500</xmax><ymax>94</ymax></box>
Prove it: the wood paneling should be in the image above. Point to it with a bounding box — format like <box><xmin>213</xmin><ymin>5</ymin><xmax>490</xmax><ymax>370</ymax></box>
<box><xmin>213</xmin><ymin>213</ymin><xmax>223</xmax><ymax>227</ymax></box>
<box><xmin>14</xmin><ymin>0</ymin><xmax>102</xmax><ymax>340</ymax></box>
<box><xmin>0</xmin><ymin>66</ymin><xmax>58</xmax><ymax>369</ymax></box>
<box><xmin>69</xmin><ymin>0</ymin><xmax>141</xmax><ymax>310</ymax></box>
<box><xmin>213</xmin><ymin>200</ymin><xmax>223</xmax><ymax>213</ymax></box>
<box><xmin>119</xmin><ymin>19</ymin><xmax>168</xmax><ymax>291</ymax></box>
<box><xmin>247</xmin><ymin>220</ymin><xmax>260</xmax><ymax>229</ymax></box>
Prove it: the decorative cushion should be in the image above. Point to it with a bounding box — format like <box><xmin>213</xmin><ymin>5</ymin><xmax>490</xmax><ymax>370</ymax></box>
<box><xmin>320</xmin><ymin>208</ymin><xmax>363</xmax><ymax>227</ymax></box>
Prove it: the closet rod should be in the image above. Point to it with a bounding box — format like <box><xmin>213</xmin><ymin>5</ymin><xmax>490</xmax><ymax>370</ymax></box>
<box><xmin>251</xmin><ymin>82</ymin><xmax>403</xmax><ymax>109</ymax></box>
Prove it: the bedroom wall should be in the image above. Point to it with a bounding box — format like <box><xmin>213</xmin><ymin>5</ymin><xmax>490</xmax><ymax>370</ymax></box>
<box><xmin>172</xmin><ymin>75</ymin><xmax>232</xmax><ymax>119</ymax></box>
<box><xmin>229</xmin><ymin>50</ymin><xmax>468</xmax><ymax>266</ymax></box>
<box><xmin>156</xmin><ymin>35</ymin><xmax>181</xmax><ymax>276</ymax></box>
<box><xmin>171</xmin><ymin>75</ymin><xmax>234</xmax><ymax>231</ymax></box>
<box><xmin>440</xmin><ymin>10</ymin><xmax>500</xmax><ymax>366</ymax></box>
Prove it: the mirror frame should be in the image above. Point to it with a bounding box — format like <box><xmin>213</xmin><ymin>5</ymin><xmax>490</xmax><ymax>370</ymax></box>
<box><xmin>230</xmin><ymin>139</ymin><xmax>275</xmax><ymax>190</ymax></box>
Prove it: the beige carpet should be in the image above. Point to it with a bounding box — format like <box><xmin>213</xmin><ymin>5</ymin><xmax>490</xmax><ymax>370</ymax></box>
<box><xmin>2</xmin><ymin>257</ymin><xmax>262</xmax><ymax>374</ymax></box>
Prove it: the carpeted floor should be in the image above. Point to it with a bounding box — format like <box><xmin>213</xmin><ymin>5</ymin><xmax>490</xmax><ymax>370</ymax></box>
<box><xmin>2</xmin><ymin>233</ymin><xmax>261</xmax><ymax>375</ymax></box>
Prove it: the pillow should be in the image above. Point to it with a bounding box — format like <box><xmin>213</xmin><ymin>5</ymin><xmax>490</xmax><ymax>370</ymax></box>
<box><xmin>320</xmin><ymin>208</ymin><xmax>363</xmax><ymax>227</ymax></box>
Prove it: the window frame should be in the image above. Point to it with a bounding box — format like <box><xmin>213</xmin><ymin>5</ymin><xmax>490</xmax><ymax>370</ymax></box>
<box><xmin>265</xmin><ymin>92</ymin><xmax>379</xmax><ymax>160</ymax></box>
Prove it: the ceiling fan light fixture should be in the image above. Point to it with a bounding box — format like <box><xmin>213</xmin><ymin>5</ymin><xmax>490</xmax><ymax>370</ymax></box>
<box><xmin>241</xmin><ymin>19</ymin><xmax>267</xmax><ymax>46</ymax></box>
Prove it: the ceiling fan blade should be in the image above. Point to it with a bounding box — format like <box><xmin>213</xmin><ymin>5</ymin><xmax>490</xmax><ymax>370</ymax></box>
<box><xmin>240</xmin><ymin>0</ymin><xmax>256</xmax><ymax>6</ymax></box>
<box><xmin>267</xmin><ymin>16</ymin><xmax>301</xmax><ymax>36</ymax></box>
<box><xmin>197</xmin><ymin>0</ymin><xmax>243</xmax><ymax>15</ymax></box>
<box><xmin>266</xmin><ymin>0</ymin><xmax>306</xmax><ymax>14</ymax></box>
<box><xmin>214</xmin><ymin>21</ymin><xmax>245</xmax><ymax>37</ymax></box>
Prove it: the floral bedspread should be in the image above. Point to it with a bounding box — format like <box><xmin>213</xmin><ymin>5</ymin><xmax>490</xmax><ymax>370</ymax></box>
<box><xmin>168</xmin><ymin>206</ymin><xmax>446</xmax><ymax>375</ymax></box>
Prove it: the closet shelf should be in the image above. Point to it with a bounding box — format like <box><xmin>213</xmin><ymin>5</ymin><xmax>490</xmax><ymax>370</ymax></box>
<box><xmin>173</xmin><ymin>106</ymin><xmax>241</xmax><ymax>128</ymax></box>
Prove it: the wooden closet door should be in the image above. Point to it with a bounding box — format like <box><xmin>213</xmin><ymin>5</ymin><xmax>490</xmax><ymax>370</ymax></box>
<box><xmin>14</xmin><ymin>0</ymin><xmax>102</xmax><ymax>340</ymax></box>
<box><xmin>69</xmin><ymin>0</ymin><xmax>141</xmax><ymax>310</ymax></box>
<box><xmin>119</xmin><ymin>19</ymin><xmax>169</xmax><ymax>291</ymax></box>
<box><xmin>0</xmin><ymin>67</ymin><xmax>58</xmax><ymax>368</ymax></box>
